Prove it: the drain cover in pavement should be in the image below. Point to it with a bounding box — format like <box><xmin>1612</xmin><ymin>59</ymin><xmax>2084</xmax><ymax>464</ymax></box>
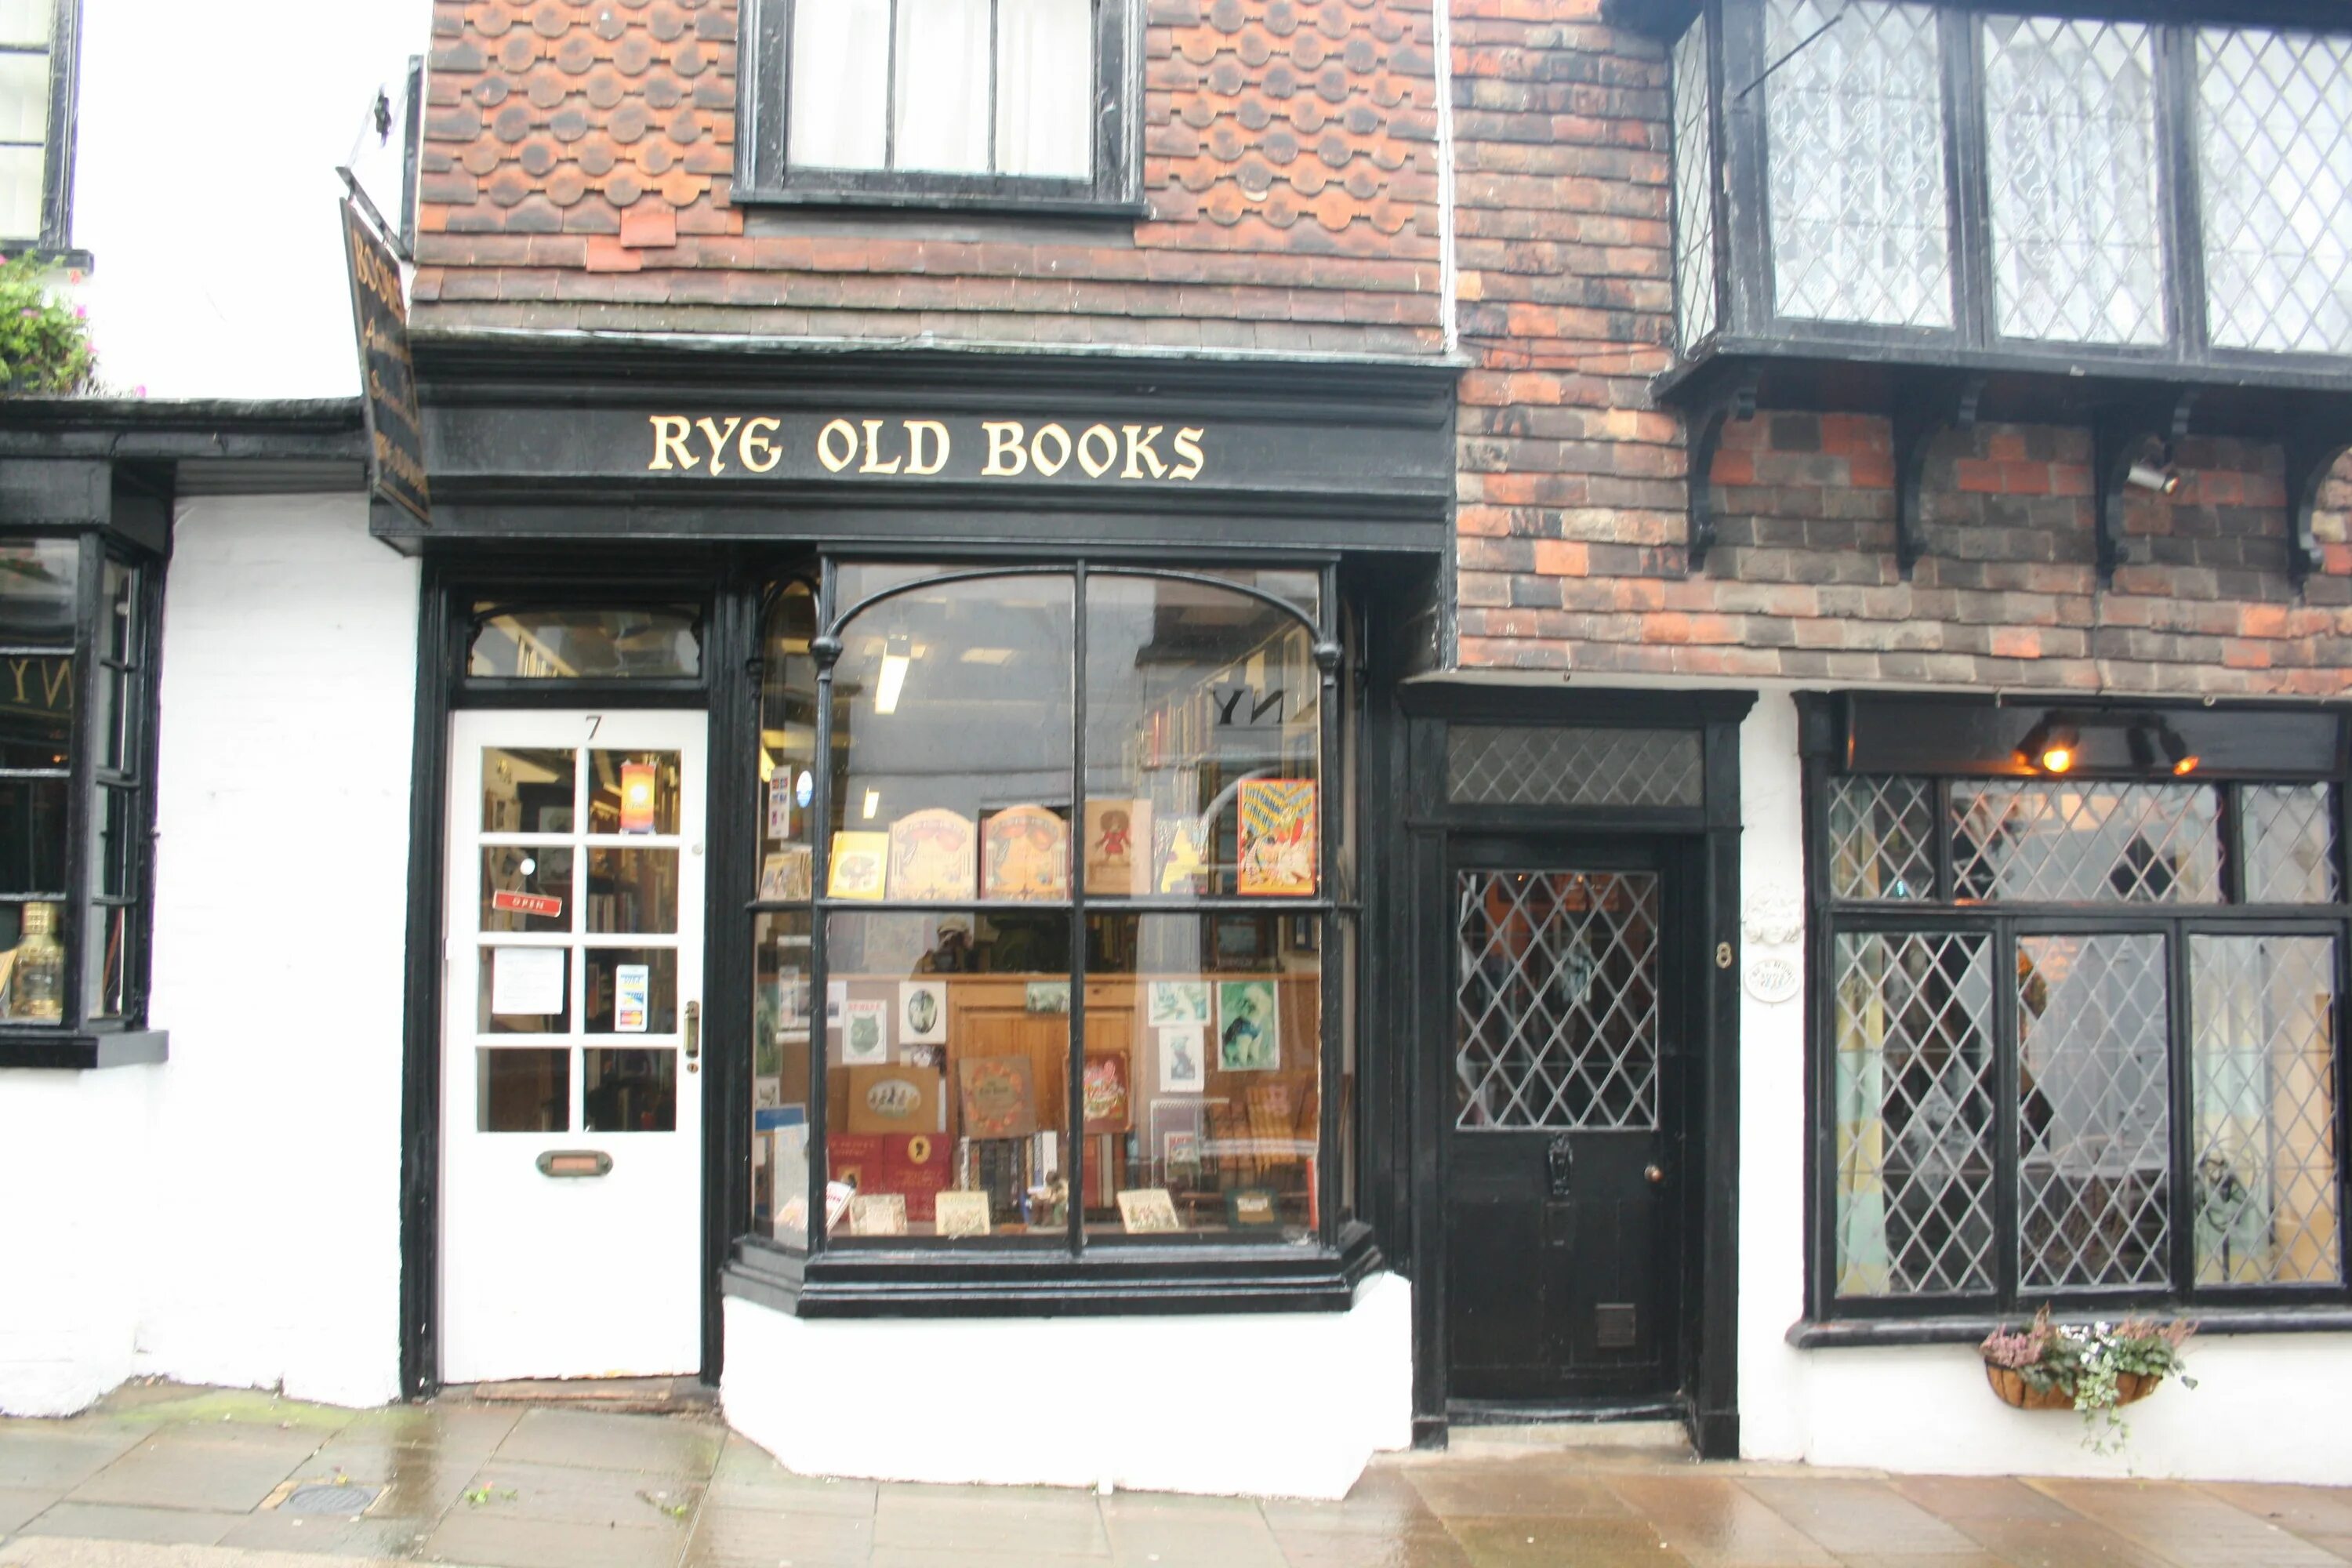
<box><xmin>279</xmin><ymin>1483</ymin><xmax>383</xmax><ymax>1515</ymax></box>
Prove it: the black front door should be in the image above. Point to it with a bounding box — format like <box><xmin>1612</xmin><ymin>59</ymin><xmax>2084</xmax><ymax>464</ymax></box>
<box><xmin>1443</xmin><ymin>837</ymin><xmax>1687</xmax><ymax>1406</ymax></box>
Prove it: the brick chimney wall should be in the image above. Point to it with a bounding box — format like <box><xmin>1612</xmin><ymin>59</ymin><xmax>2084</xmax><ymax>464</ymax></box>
<box><xmin>412</xmin><ymin>0</ymin><xmax>1446</xmax><ymax>354</ymax></box>
<box><xmin>1450</xmin><ymin>2</ymin><xmax>2352</xmax><ymax>697</ymax></box>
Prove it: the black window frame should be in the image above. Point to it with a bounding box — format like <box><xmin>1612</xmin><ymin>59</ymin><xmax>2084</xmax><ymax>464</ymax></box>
<box><xmin>1657</xmin><ymin>0</ymin><xmax>2352</xmax><ymax>394</ymax></box>
<box><xmin>0</xmin><ymin>527</ymin><xmax>165</xmax><ymax>1069</ymax></box>
<box><xmin>729</xmin><ymin>554</ymin><xmax>1378</xmax><ymax>1317</ymax></box>
<box><xmin>1798</xmin><ymin>693</ymin><xmax>2352</xmax><ymax>1330</ymax></box>
<box><xmin>732</xmin><ymin>0</ymin><xmax>1144</xmax><ymax>217</ymax></box>
<box><xmin>1</xmin><ymin>0</ymin><xmax>85</xmax><ymax>262</ymax></box>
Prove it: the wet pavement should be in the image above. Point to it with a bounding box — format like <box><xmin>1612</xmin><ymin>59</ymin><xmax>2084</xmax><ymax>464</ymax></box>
<box><xmin>2</xmin><ymin>1383</ymin><xmax>2349</xmax><ymax>1566</ymax></box>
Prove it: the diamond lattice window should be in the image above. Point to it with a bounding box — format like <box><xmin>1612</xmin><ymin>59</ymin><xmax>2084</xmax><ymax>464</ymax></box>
<box><xmin>2198</xmin><ymin>27</ymin><xmax>2352</xmax><ymax>356</ymax></box>
<box><xmin>1828</xmin><ymin>776</ymin><xmax>1935</xmax><ymax>901</ymax></box>
<box><xmin>1673</xmin><ymin>16</ymin><xmax>1719</xmax><ymax>350</ymax></box>
<box><xmin>2016</xmin><ymin>934</ymin><xmax>2172</xmax><ymax>1290</ymax></box>
<box><xmin>1455</xmin><ymin>872</ymin><xmax>1661</xmax><ymax>1131</ymax></box>
<box><xmin>1951</xmin><ymin>782</ymin><xmax>2221</xmax><ymax>904</ymax></box>
<box><xmin>2245</xmin><ymin>784</ymin><xmax>2340</xmax><ymax>906</ymax></box>
<box><xmin>1983</xmin><ymin>16</ymin><xmax>2165</xmax><ymax>345</ymax></box>
<box><xmin>1764</xmin><ymin>0</ymin><xmax>1953</xmax><ymax>329</ymax></box>
<box><xmin>1832</xmin><ymin>931</ymin><xmax>1997</xmax><ymax>1297</ymax></box>
<box><xmin>1447</xmin><ymin>727</ymin><xmax>1702</xmax><ymax>809</ymax></box>
<box><xmin>2191</xmin><ymin>935</ymin><xmax>2343</xmax><ymax>1287</ymax></box>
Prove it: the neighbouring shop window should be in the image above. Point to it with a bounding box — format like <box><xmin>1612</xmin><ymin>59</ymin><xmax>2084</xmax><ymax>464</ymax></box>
<box><xmin>1818</xmin><ymin>761</ymin><xmax>2347</xmax><ymax>1311</ymax></box>
<box><xmin>0</xmin><ymin>0</ymin><xmax>79</xmax><ymax>251</ymax></box>
<box><xmin>467</xmin><ymin>604</ymin><xmax>702</xmax><ymax>681</ymax></box>
<box><xmin>0</xmin><ymin>535</ymin><xmax>159</xmax><ymax>1045</ymax></box>
<box><xmin>750</xmin><ymin>564</ymin><xmax>1338</xmax><ymax>1253</ymax></box>
<box><xmin>739</xmin><ymin>0</ymin><xmax>1137</xmax><ymax>209</ymax></box>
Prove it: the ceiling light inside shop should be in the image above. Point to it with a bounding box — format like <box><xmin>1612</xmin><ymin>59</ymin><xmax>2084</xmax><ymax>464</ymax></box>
<box><xmin>960</xmin><ymin>648</ymin><xmax>1016</xmax><ymax>665</ymax></box>
<box><xmin>876</xmin><ymin>635</ymin><xmax>913</xmax><ymax>714</ymax></box>
<box><xmin>862</xmin><ymin>789</ymin><xmax>880</xmax><ymax>820</ymax></box>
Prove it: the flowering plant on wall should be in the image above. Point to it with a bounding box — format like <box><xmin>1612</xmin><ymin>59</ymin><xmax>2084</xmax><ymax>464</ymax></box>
<box><xmin>1980</xmin><ymin>1306</ymin><xmax>2196</xmax><ymax>1452</ymax></box>
<box><xmin>0</xmin><ymin>252</ymin><xmax>96</xmax><ymax>395</ymax></box>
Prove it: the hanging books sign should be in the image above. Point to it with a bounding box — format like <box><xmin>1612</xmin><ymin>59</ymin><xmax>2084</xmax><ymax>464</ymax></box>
<box><xmin>339</xmin><ymin>198</ymin><xmax>430</xmax><ymax>525</ymax></box>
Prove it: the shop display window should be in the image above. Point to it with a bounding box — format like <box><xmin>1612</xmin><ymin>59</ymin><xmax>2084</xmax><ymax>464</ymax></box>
<box><xmin>1810</xmin><ymin>713</ymin><xmax>2352</xmax><ymax>1319</ymax></box>
<box><xmin>0</xmin><ymin>535</ymin><xmax>159</xmax><ymax>1058</ymax></box>
<box><xmin>750</xmin><ymin>561</ymin><xmax>1343</xmax><ymax>1261</ymax></box>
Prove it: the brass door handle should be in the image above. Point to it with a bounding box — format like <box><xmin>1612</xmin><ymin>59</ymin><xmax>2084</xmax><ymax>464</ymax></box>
<box><xmin>684</xmin><ymin>1000</ymin><xmax>701</xmax><ymax>1062</ymax></box>
<box><xmin>1645</xmin><ymin>1163</ymin><xmax>1665</xmax><ymax>1185</ymax></box>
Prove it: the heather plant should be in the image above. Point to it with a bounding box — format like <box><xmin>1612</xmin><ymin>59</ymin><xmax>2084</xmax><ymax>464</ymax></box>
<box><xmin>1980</xmin><ymin>1306</ymin><xmax>2195</xmax><ymax>1453</ymax></box>
<box><xmin>0</xmin><ymin>252</ymin><xmax>96</xmax><ymax>394</ymax></box>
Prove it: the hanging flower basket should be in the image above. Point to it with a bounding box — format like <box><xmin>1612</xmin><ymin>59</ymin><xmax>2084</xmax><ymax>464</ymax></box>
<box><xmin>1983</xmin><ymin>1363</ymin><xmax>2161</xmax><ymax>1411</ymax></box>
<box><xmin>1978</xmin><ymin>1307</ymin><xmax>2195</xmax><ymax>1451</ymax></box>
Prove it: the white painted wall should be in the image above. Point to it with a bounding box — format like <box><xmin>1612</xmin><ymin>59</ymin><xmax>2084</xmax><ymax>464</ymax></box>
<box><xmin>0</xmin><ymin>1063</ymin><xmax>155</xmax><ymax>1414</ymax></box>
<box><xmin>1734</xmin><ymin>685</ymin><xmax>2352</xmax><ymax>1483</ymax></box>
<box><xmin>132</xmin><ymin>494</ymin><xmax>418</xmax><ymax>1408</ymax></box>
<box><xmin>723</xmin><ymin>1272</ymin><xmax>1414</xmax><ymax>1499</ymax></box>
<box><xmin>64</xmin><ymin>0</ymin><xmax>431</xmax><ymax>398</ymax></box>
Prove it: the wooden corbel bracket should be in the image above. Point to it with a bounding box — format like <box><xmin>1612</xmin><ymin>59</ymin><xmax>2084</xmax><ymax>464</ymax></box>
<box><xmin>1893</xmin><ymin>374</ymin><xmax>1986</xmax><ymax>579</ymax></box>
<box><xmin>1686</xmin><ymin>369</ymin><xmax>1758</xmax><ymax>575</ymax></box>
<box><xmin>2284</xmin><ymin>422</ymin><xmax>2352</xmax><ymax>591</ymax></box>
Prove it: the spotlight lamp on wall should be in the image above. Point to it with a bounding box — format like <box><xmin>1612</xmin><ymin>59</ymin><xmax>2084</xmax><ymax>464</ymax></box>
<box><xmin>2016</xmin><ymin>710</ymin><xmax>2198</xmax><ymax>778</ymax></box>
<box><xmin>2123</xmin><ymin>437</ymin><xmax>2182</xmax><ymax>496</ymax></box>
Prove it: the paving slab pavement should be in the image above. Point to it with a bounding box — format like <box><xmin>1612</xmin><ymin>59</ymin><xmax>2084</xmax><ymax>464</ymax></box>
<box><xmin>0</xmin><ymin>1383</ymin><xmax>2346</xmax><ymax>1568</ymax></box>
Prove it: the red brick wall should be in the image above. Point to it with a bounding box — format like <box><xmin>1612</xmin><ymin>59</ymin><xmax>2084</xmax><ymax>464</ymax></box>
<box><xmin>1450</xmin><ymin>2</ymin><xmax>2352</xmax><ymax>698</ymax></box>
<box><xmin>412</xmin><ymin>0</ymin><xmax>1444</xmax><ymax>353</ymax></box>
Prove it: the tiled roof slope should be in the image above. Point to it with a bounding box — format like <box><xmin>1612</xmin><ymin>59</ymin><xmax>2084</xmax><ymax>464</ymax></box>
<box><xmin>412</xmin><ymin>0</ymin><xmax>1443</xmax><ymax>351</ymax></box>
<box><xmin>1449</xmin><ymin>0</ymin><xmax>2352</xmax><ymax>694</ymax></box>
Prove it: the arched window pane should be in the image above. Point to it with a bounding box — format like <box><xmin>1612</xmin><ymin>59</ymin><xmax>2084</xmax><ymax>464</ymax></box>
<box><xmin>832</xmin><ymin>572</ymin><xmax>1075</xmax><ymax>903</ymax></box>
<box><xmin>1084</xmin><ymin>575</ymin><xmax>1319</xmax><ymax>900</ymax></box>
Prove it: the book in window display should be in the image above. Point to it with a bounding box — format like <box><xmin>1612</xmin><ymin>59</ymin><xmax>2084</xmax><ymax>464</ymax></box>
<box><xmin>841</xmin><ymin>998</ymin><xmax>891</xmax><ymax>1065</ymax></box>
<box><xmin>887</xmin><ymin>808</ymin><xmax>978</xmax><ymax>901</ymax></box>
<box><xmin>982</xmin><ymin>805</ymin><xmax>1069</xmax><ymax>900</ymax></box>
<box><xmin>827</xmin><ymin>831</ymin><xmax>890</xmax><ymax>899</ymax></box>
<box><xmin>1083</xmin><ymin>798</ymin><xmax>1152</xmax><ymax>896</ymax></box>
<box><xmin>1236</xmin><ymin>779</ymin><xmax>1316</xmax><ymax>895</ymax></box>
<box><xmin>1152</xmin><ymin>814</ymin><xmax>1212</xmax><ymax>895</ymax></box>
<box><xmin>1082</xmin><ymin>1050</ymin><xmax>1131</xmax><ymax>1134</ymax></box>
<box><xmin>957</xmin><ymin>1054</ymin><xmax>1039</xmax><ymax>1140</ymax></box>
<box><xmin>1218</xmin><ymin>979</ymin><xmax>1279</xmax><ymax>1071</ymax></box>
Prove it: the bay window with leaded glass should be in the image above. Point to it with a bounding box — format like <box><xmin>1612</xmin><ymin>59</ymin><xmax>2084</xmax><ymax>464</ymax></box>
<box><xmin>1804</xmin><ymin>697</ymin><xmax>2352</xmax><ymax>1322</ymax></box>
<box><xmin>1660</xmin><ymin>0</ymin><xmax>2352</xmax><ymax>375</ymax></box>
<box><xmin>739</xmin><ymin>560</ymin><xmax>1360</xmax><ymax>1308</ymax></box>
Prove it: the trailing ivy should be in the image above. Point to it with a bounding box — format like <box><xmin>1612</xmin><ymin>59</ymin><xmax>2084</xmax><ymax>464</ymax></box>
<box><xmin>0</xmin><ymin>252</ymin><xmax>96</xmax><ymax>395</ymax></box>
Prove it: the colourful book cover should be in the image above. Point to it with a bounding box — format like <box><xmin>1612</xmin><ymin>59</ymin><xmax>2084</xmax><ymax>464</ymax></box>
<box><xmin>827</xmin><ymin>830</ymin><xmax>891</xmax><ymax>899</ymax></box>
<box><xmin>982</xmin><ymin>805</ymin><xmax>1069</xmax><ymax>900</ymax></box>
<box><xmin>888</xmin><ymin>808</ymin><xmax>977</xmax><ymax>901</ymax></box>
<box><xmin>1236</xmin><ymin>779</ymin><xmax>1316</xmax><ymax>896</ymax></box>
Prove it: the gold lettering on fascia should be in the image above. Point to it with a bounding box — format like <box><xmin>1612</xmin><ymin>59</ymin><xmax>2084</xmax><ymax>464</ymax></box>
<box><xmin>647</xmin><ymin>416</ymin><xmax>1205</xmax><ymax>481</ymax></box>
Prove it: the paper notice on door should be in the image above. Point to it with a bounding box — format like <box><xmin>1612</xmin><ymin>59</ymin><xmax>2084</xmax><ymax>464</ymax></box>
<box><xmin>489</xmin><ymin>946</ymin><xmax>564</xmax><ymax>1015</ymax></box>
<box><xmin>616</xmin><ymin>963</ymin><xmax>652</xmax><ymax>1033</ymax></box>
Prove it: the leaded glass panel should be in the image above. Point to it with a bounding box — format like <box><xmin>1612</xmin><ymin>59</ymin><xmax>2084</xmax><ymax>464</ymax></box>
<box><xmin>1951</xmin><ymin>782</ymin><xmax>2221</xmax><ymax>904</ymax></box>
<box><xmin>1832</xmin><ymin>931</ymin><xmax>1996</xmax><ymax>1297</ymax></box>
<box><xmin>1764</xmin><ymin>0</ymin><xmax>1953</xmax><ymax>329</ymax></box>
<box><xmin>1455</xmin><ymin>872</ymin><xmax>1660</xmax><ymax>1131</ymax></box>
<box><xmin>2191</xmin><ymin>935</ymin><xmax>2342</xmax><ymax>1287</ymax></box>
<box><xmin>1446</xmin><ymin>726</ymin><xmax>1700</xmax><ymax>809</ymax></box>
<box><xmin>1828</xmin><ymin>775</ymin><xmax>1934</xmax><ymax>900</ymax></box>
<box><xmin>2245</xmin><ymin>784</ymin><xmax>2339</xmax><ymax>906</ymax></box>
<box><xmin>1983</xmin><ymin>17</ymin><xmax>2164</xmax><ymax>345</ymax></box>
<box><xmin>1673</xmin><ymin>16</ymin><xmax>1719</xmax><ymax>350</ymax></box>
<box><xmin>2198</xmin><ymin>27</ymin><xmax>2352</xmax><ymax>356</ymax></box>
<box><xmin>2017</xmin><ymin>934</ymin><xmax>2172</xmax><ymax>1289</ymax></box>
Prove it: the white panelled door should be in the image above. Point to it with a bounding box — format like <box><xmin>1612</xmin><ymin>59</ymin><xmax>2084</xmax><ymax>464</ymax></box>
<box><xmin>441</xmin><ymin>710</ymin><xmax>706</xmax><ymax>1381</ymax></box>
